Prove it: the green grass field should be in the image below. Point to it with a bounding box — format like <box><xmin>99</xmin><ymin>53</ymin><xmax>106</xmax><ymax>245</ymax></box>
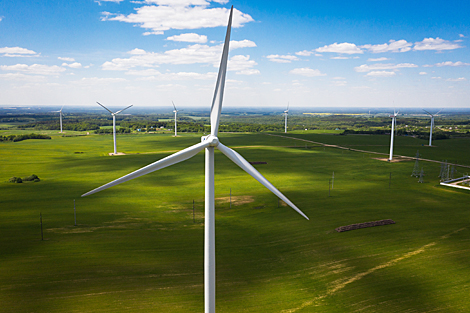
<box><xmin>1</xmin><ymin>132</ymin><xmax>469</xmax><ymax>312</ymax></box>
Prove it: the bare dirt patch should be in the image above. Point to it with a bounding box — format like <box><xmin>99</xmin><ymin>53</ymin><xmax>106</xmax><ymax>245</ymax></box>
<box><xmin>372</xmin><ymin>157</ymin><xmax>409</xmax><ymax>163</ymax></box>
<box><xmin>215</xmin><ymin>195</ymin><xmax>254</xmax><ymax>206</ymax></box>
<box><xmin>108</xmin><ymin>152</ymin><xmax>126</xmax><ymax>156</ymax></box>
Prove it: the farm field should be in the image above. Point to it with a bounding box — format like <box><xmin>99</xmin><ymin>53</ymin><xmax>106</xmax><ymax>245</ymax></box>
<box><xmin>1</xmin><ymin>131</ymin><xmax>469</xmax><ymax>312</ymax></box>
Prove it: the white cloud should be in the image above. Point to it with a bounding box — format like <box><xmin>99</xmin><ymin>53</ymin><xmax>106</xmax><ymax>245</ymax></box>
<box><xmin>0</xmin><ymin>64</ymin><xmax>66</xmax><ymax>75</ymax></box>
<box><xmin>435</xmin><ymin>61</ymin><xmax>470</xmax><ymax>67</ymax></box>
<box><xmin>362</xmin><ymin>39</ymin><xmax>412</xmax><ymax>53</ymax></box>
<box><xmin>166</xmin><ymin>33</ymin><xmax>207</xmax><ymax>43</ymax></box>
<box><xmin>446</xmin><ymin>77</ymin><xmax>466</xmax><ymax>82</ymax></box>
<box><xmin>237</xmin><ymin>69</ymin><xmax>260</xmax><ymax>75</ymax></box>
<box><xmin>289</xmin><ymin>67</ymin><xmax>326</xmax><ymax>77</ymax></box>
<box><xmin>0</xmin><ymin>47</ymin><xmax>39</xmax><ymax>57</ymax></box>
<box><xmin>354</xmin><ymin>63</ymin><xmax>418</xmax><ymax>72</ymax></box>
<box><xmin>330</xmin><ymin>56</ymin><xmax>350</xmax><ymax>60</ymax></box>
<box><xmin>368</xmin><ymin>57</ymin><xmax>390</xmax><ymax>62</ymax></box>
<box><xmin>95</xmin><ymin>0</ymin><xmax>124</xmax><ymax>4</ymax></box>
<box><xmin>127</xmin><ymin>69</ymin><xmax>217</xmax><ymax>80</ymax></box>
<box><xmin>102</xmin><ymin>4</ymin><xmax>253</xmax><ymax>35</ymax></box>
<box><xmin>315</xmin><ymin>42</ymin><xmax>363</xmax><ymax>54</ymax></box>
<box><xmin>58</xmin><ymin>57</ymin><xmax>76</xmax><ymax>62</ymax></box>
<box><xmin>227</xmin><ymin>55</ymin><xmax>258</xmax><ymax>74</ymax></box>
<box><xmin>142</xmin><ymin>0</ymin><xmax>219</xmax><ymax>5</ymax></box>
<box><xmin>62</xmin><ymin>62</ymin><xmax>82</xmax><ymax>68</ymax></box>
<box><xmin>419</xmin><ymin>72</ymin><xmax>427</xmax><ymax>75</ymax></box>
<box><xmin>0</xmin><ymin>72</ymin><xmax>46</xmax><ymax>81</ymax></box>
<box><xmin>413</xmin><ymin>37</ymin><xmax>462</xmax><ymax>51</ymax></box>
<box><xmin>295</xmin><ymin>50</ymin><xmax>313</xmax><ymax>56</ymax></box>
<box><xmin>229</xmin><ymin>39</ymin><xmax>257</xmax><ymax>49</ymax></box>
<box><xmin>102</xmin><ymin>40</ymin><xmax>256</xmax><ymax>71</ymax></box>
<box><xmin>366</xmin><ymin>71</ymin><xmax>396</xmax><ymax>77</ymax></box>
<box><xmin>76</xmin><ymin>77</ymin><xmax>127</xmax><ymax>85</ymax></box>
<box><xmin>266</xmin><ymin>54</ymin><xmax>298</xmax><ymax>63</ymax></box>
<box><xmin>331</xmin><ymin>80</ymin><xmax>347</xmax><ymax>86</ymax></box>
<box><xmin>459</xmin><ymin>34</ymin><xmax>466</xmax><ymax>38</ymax></box>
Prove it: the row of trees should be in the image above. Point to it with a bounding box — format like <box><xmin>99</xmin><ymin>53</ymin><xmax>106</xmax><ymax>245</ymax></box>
<box><xmin>340</xmin><ymin>129</ymin><xmax>470</xmax><ymax>140</ymax></box>
<box><xmin>18</xmin><ymin>120</ymin><xmax>103</xmax><ymax>131</ymax></box>
<box><xmin>94</xmin><ymin>128</ymin><xmax>131</xmax><ymax>134</ymax></box>
<box><xmin>0</xmin><ymin>133</ymin><xmax>51</xmax><ymax>142</ymax></box>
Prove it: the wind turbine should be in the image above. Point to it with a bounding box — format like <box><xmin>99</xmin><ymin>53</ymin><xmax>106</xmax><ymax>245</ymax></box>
<box><xmin>96</xmin><ymin>102</ymin><xmax>133</xmax><ymax>155</ymax></box>
<box><xmin>83</xmin><ymin>7</ymin><xmax>308</xmax><ymax>313</ymax></box>
<box><xmin>388</xmin><ymin>111</ymin><xmax>399</xmax><ymax>161</ymax></box>
<box><xmin>284</xmin><ymin>102</ymin><xmax>289</xmax><ymax>133</ymax></box>
<box><xmin>52</xmin><ymin>106</ymin><xmax>64</xmax><ymax>133</ymax></box>
<box><xmin>423</xmin><ymin>109</ymin><xmax>441</xmax><ymax>146</ymax></box>
<box><xmin>172</xmin><ymin>101</ymin><xmax>181</xmax><ymax>137</ymax></box>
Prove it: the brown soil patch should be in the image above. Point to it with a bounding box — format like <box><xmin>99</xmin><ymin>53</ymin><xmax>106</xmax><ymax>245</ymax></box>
<box><xmin>109</xmin><ymin>152</ymin><xmax>126</xmax><ymax>156</ymax></box>
<box><xmin>372</xmin><ymin>157</ymin><xmax>409</xmax><ymax>163</ymax></box>
<box><xmin>216</xmin><ymin>195</ymin><xmax>254</xmax><ymax>206</ymax></box>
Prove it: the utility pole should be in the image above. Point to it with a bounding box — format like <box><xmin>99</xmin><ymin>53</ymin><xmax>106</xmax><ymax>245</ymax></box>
<box><xmin>40</xmin><ymin>213</ymin><xmax>43</xmax><ymax>241</ymax></box>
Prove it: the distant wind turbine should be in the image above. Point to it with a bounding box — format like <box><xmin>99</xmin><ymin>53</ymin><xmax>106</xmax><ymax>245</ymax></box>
<box><xmin>96</xmin><ymin>102</ymin><xmax>133</xmax><ymax>155</ymax></box>
<box><xmin>284</xmin><ymin>102</ymin><xmax>289</xmax><ymax>133</ymax></box>
<box><xmin>172</xmin><ymin>101</ymin><xmax>182</xmax><ymax>137</ymax></box>
<box><xmin>423</xmin><ymin>109</ymin><xmax>442</xmax><ymax>146</ymax></box>
<box><xmin>52</xmin><ymin>106</ymin><xmax>64</xmax><ymax>133</ymax></box>
<box><xmin>83</xmin><ymin>7</ymin><xmax>308</xmax><ymax>313</ymax></box>
<box><xmin>389</xmin><ymin>111</ymin><xmax>399</xmax><ymax>161</ymax></box>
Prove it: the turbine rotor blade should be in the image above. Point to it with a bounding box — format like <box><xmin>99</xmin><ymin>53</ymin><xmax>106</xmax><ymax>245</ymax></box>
<box><xmin>210</xmin><ymin>6</ymin><xmax>233</xmax><ymax>137</ymax></box>
<box><xmin>82</xmin><ymin>140</ymin><xmax>210</xmax><ymax>197</ymax></box>
<box><xmin>115</xmin><ymin>104</ymin><xmax>133</xmax><ymax>115</ymax></box>
<box><xmin>423</xmin><ymin>109</ymin><xmax>432</xmax><ymax>116</ymax></box>
<box><xmin>97</xmin><ymin>102</ymin><xmax>113</xmax><ymax>114</ymax></box>
<box><xmin>172</xmin><ymin>101</ymin><xmax>177</xmax><ymax>111</ymax></box>
<box><xmin>217</xmin><ymin>142</ymin><xmax>309</xmax><ymax>220</ymax></box>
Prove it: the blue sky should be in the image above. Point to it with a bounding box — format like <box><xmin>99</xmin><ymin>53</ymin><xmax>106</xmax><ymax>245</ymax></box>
<box><xmin>0</xmin><ymin>0</ymin><xmax>469</xmax><ymax>109</ymax></box>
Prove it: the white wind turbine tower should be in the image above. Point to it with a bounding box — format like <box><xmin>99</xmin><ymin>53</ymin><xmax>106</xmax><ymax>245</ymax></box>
<box><xmin>172</xmin><ymin>101</ymin><xmax>181</xmax><ymax>137</ymax></box>
<box><xmin>96</xmin><ymin>102</ymin><xmax>133</xmax><ymax>155</ymax></box>
<box><xmin>83</xmin><ymin>7</ymin><xmax>308</xmax><ymax>313</ymax></box>
<box><xmin>284</xmin><ymin>102</ymin><xmax>289</xmax><ymax>133</ymax></box>
<box><xmin>423</xmin><ymin>109</ymin><xmax>441</xmax><ymax>146</ymax></box>
<box><xmin>52</xmin><ymin>106</ymin><xmax>64</xmax><ymax>133</ymax></box>
<box><xmin>388</xmin><ymin>111</ymin><xmax>399</xmax><ymax>161</ymax></box>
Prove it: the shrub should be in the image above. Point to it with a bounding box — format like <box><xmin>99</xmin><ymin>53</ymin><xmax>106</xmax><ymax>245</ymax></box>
<box><xmin>23</xmin><ymin>174</ymin><xmax>39</xmax><ymax>182</ymax></box>
<box><xmin>9</xmin><ymin>177</ymin><xmax>22</xmax><ymax>183</ymax></box>
<box><xmin>9</xmin><ymin>174</ymin><xmax>40</xmax><ymax>183</ymax></box>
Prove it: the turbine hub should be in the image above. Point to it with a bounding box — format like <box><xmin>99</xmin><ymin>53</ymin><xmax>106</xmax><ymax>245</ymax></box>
<box><xmin>201</xmin><ymin>135</ymin><xmax>219</xmax><ymax>146</ymax></box>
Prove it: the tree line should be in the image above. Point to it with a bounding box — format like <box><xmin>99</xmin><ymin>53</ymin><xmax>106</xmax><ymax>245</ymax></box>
<box><xmin>0</xmin><ymin>133</ymin><xmax>51</xmax><ymax>142</ymax></box>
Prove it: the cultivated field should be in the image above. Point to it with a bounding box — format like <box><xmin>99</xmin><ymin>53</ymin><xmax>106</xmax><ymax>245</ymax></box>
<box><xmin>1</xmin><ymin>131</ymin><xmax>469</xmax><ymax>312</ymax></box>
